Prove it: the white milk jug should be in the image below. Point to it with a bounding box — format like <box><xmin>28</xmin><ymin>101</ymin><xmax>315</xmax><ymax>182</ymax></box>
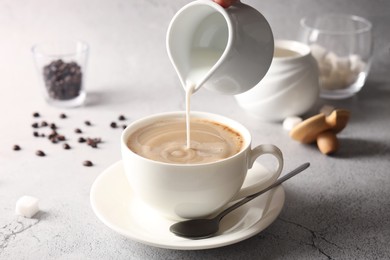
<box><xmin>166</xmin><ymin>0</ymin><xmax>274</xmax><ymax>94</ymax></box>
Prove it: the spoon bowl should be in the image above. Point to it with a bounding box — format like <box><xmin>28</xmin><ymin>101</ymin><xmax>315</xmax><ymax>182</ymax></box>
<box><xmin>170</xmin><ymin>162</ymin><xmax>310</xmax><ymax>239</ymax></box>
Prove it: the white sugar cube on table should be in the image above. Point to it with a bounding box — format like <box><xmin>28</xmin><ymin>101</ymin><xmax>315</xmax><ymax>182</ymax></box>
<box><xmin>15</xmin><ymin>196</ymin><xmax>40</xmax><ymax>218</ymax></box>
<box><xmin>320</xmin><ymin>105</ymin><xmax>335</xmax><ymax>115</ymax></box>
<box><xmin>283</xmin><ymin>116</ymin><xmax>303</xmax><ymax>131</ymax></box>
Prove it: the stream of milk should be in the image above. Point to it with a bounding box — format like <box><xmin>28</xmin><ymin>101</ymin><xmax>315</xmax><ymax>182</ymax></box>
<box><xmin>184</xmin><ymin>48</ymin><xmax>223</xmax><ymax>149</ymax></box>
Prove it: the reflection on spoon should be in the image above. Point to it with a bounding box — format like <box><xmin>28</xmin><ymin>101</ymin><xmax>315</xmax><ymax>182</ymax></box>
<box><xmin>169</xmin><ymin>162</ymin><xmax>310</xmax><ymax>239</ymax></box>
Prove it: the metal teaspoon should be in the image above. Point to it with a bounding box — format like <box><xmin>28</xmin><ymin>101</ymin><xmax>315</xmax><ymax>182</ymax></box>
<box><xmin>169</xmin><ymin>162</ymin><xmax>310</xmax><ymax>239</ymax></box>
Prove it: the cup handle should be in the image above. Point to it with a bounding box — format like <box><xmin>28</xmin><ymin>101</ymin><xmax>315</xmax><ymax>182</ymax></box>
<box><xmin>232</xmin><ymin>144</ymin><xmax>283</xmax><ymax>200</ymax></box>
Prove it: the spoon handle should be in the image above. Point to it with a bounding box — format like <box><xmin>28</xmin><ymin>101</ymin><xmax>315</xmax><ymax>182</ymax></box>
<box><xmin>217</xmin><ymin>162</ymin><xmax>310</xmax><ymax>220</ymax></box>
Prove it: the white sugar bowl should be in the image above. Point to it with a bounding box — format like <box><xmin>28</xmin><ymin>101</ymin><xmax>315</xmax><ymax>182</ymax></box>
<box><xmin>235</xmin><ymin>40</ymin><xmax>319</xmax><ymax>121</ymax></box>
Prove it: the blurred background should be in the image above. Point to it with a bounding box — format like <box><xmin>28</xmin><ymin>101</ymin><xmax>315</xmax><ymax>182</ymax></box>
<box><xmin>0</xmin><ymin>0</ymin><xmax>389</xmax><ymax>105</ymax></box>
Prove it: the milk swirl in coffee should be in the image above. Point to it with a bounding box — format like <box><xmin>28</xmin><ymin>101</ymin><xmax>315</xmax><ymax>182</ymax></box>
<box><xmin>127</xmin><ymin>117</ymin><xmax>243</xmax><ymax>164</ymax></box>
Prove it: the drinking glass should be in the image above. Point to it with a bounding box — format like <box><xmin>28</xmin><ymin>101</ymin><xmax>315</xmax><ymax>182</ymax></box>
<box><xmin>32</xmin><ymin>40</ymin><xmax>89</xmax><ymax>107</ymax></box>
<box><xmin>298</xmin><ymin>14</ymin><xmax>372</xmax><ymax>99</ymax></box>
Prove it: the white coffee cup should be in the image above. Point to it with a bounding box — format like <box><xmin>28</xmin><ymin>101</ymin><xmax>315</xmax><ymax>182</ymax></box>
<box><xmin>166</xmin><ymin>0</ymin><xmax>274</xmax><ymax>95</ymax></box>
<box><xmin>121</xmin><ymin>111</ymin><xmax>283</xmax><ymax>220</ymax></box>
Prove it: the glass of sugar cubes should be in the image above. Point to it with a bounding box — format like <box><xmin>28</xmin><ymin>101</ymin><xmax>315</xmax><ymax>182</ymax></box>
<box><xmin>299</xmin><ymin>14</ymin><xmax>372</xmax><ymax>99</ymax></box>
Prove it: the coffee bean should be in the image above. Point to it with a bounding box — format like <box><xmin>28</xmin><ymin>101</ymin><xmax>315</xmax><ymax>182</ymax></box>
<box><xmin>33</xmin><ymin>112</ymin><xmax>40</xmax><ymax>118</ymax></box>
<box><xmin>48</xmin><ymin>131</ymin><xmax>57</xmax><ymax>140</ymax></box>
<box><xmin>47</xmin><ymin>130</ymin><xmax>67</xmax><ymax>144</ymax></box>
<box><xmin>78</xmin><ymin>137</ymin><xmax>86</xmax><ymax>143</ymax></box>
<box><xmin>122</xmin><ymin>125</ymin><xmax>127</xmax><ymax>129</ymax></box>
<box><xmin>63</xmin><ymin>143</ymin><xmax>71</xmax><ymax>150</ymax></box>
<box><xmin>33</xmin><ymin>131</ymin><xmax>39</xmax><ymax>137</ymax></box>
<box><xmin>118</xmin><ymin>115</ymin><xmax>126</xmax><ymax>121</ymax></box>
<box><xmin>13</xmin><ymin>145</ymin><xmax>21</xmax><ymax>151</ymax></box>
<box><xmin>32</xmin><ymin>122</ymin><xmax>39</xmax><ymax>128</ymax></box>
<box><xmin>83</xmin><ymin>160</ymin><xmax>93</xmax><ymax>167</ymax></box>
<box><xmin>41</xmin><ymin>121</ymin><xmax>48</xmax><ymax>127</ymax></box>
<box><xmin>86</xmin><ymin>138</ymin><xmax>94</xmax><ymax>145</ymax></box>
<box><xmin>75</xmin><ymin>128</ymin><xmax>82</xmax><ymax>134</ymax></box>
<box><xmin>50</xmin><ymin>123</ymin><xmax>57</xmax><ymax>130</ymax></box>
<box><xmin>110</xmin><ymin>122</ymin><xmax>117</xmax><ymax>128</ymax></box>
<box><xmin>59</xmin><ymin>113</ymin><xmax>67</xmax><ymax>119</ymax></box>
<box><xmin>84</xmin><ymin>120</ymin><xmax>92</xmax><ymax>126</ymax></box>
<box><xmin>86</xmin><ymin>137</ymin><xmax>101</xmax><ymax>148</ymax></box>
<box><xmin>36</xmin><ymin>150</ymin><xmax>45</xmax><ymax>157</ymax></box>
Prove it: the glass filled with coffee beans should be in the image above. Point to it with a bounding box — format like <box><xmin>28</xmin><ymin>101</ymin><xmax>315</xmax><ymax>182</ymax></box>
<box><xmin>32</xmin><ymin>41</ymin><xmax>89</xmax><ymax>108</ymax></box>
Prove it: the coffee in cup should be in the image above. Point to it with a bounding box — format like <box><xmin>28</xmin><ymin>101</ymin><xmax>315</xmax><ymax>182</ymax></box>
<box><xmin>121</xmin><ymin>111</ymin><xmax>283</xmax><ymax>220</ymax></box>
<box><xmin>127</xmin><ymin>117</ymin><xmax>243</xmax><ymax>164</ymax></box>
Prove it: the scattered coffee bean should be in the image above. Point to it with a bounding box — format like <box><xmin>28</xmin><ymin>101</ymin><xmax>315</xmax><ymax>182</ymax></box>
<box><xmin>23</xmin><ymin>112</ymin><xmax>126</xmax><ymax>168</ymax></box>
<box><xmin>86</xmin><ymin>137</ymin><xmax>102</xmax><ymax>148</ymax></box>
<box><xmin>36</xmin><ymin>150</ymin><xmax>45</xmax><ymax>157</ymax></box>
<box><xmin>48</xmin><ymin>131</ymin><xmax>57</xmax><ymax>140</ymax></box>
<box><xmin>83</xmin><ymin>160</ymin><xmax>93</xmax><ymax>167</ymax></box>
<box><xmin>86</xmin><ymin>138</ymin><xmax>94</xmax><ymax>145</ymax></box>
<box><xmin>13</xmin><ymin>145</ymin><xmax>21</xmax><ymax>151</ymax></box>
<box><xmin>47</xmin><ymin>130</ymin><xmax>66</xmax><ymax>144</ymax></box>
<box><xmin>78</xmin><ymin>137</ymin><xmax>86</xmax><ymax>143</ymax></box>
<box><xmin>43</xmin><ymin>59</ymin><xmax>82</xmax><ymax>100</ymax></box>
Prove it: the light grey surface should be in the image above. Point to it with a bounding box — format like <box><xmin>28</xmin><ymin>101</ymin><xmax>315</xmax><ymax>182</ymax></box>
<box><xmin>1</xmin><ymin>0</ymin><xmax>390</xmax><ymax>259</ymax></box>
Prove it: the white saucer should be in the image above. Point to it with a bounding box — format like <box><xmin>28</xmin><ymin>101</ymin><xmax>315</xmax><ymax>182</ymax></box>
<box><xmin>90</xmin><ymin>161</ymin><xmax>285</xmax><ymax>250</ymax></box>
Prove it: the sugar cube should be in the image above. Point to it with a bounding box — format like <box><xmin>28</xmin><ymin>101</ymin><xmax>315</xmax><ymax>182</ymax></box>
<box><xmin>349</xmin><ymin>54</ymin><xmax>366</xmax><ymax>73</ymax></box>
<box><xmin>324</xmin><ymin>51</ymin><xmax>339</xmax><ymax>69</ymax></box>
<box><xmin>283</xmin><ymin>116</ymin><xmax>303</xmax><ymax>131</ymax></box>
<box><xmin>319</xmin><ymin>105</ymin><xmax>335</xmax><ymax>116</ymax></box>
<box><xmin>15</xmin><ymin>196</ymin><xmax>39</xmax><ymax>218</ymax></box>
<box><xmin>310</xmin><ymin>44</ymin><xmax>328</xmax><ymax>61</ymax></box>
<box><xmin>336</xmin><ymin>56</ymin><xmax>351</xmax><ymax>71</ymax></box>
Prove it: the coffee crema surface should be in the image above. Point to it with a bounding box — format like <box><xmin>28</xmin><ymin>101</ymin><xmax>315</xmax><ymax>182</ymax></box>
<box><xmin>127</xmin><ymin>118</ymin><xmax>244</xmax><ymax>164</ymax></box>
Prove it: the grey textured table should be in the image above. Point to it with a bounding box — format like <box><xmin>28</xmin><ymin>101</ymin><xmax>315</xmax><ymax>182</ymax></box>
<box><xmin>1</xmin><ymin>0</ymin><xmax>389</xmax><ymax>259</ymax></box>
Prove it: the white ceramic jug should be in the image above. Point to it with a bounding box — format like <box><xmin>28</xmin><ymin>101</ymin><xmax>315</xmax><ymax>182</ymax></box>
<box><xmin>166</xmin><ymin>0</ymin><xmax>274</xmax><ymax>94</ymax></box>
<box><xmin>235</xmin><ymin>40</ymin><xmax>320</xmax><ymax>121</ymax></box>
